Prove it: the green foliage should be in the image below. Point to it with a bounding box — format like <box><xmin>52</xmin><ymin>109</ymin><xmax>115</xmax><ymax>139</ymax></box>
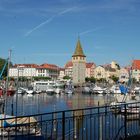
<box><xmin>63</xmin><ymin>76</ymin><xmax>71</xmax><ymax>80</ymax></box>
<box><xmin>90</xmin><ymin>77</ymin><xmax>96</xmax><ymax>83</ymax></box>
<box><xmin>115</xmin><ymin>64</ymin><xmax>120</xmax><ymax>70</ymax></box>
<box><xmin>97</xmin><ymin>78</ymin><xmax>106</xmax><ymax>83</ymax></box>
<box><xmin>33</xmin><ymin>76</ymin><xmax>51</xmax><ymax>81</ymax></box>
<box><xmin>110</xmin><ymin>75</ymin><xmax>119</xmax><ymax>83</ymax></box>
<box><xmin>85</xmin><ymin>77</ymin><xmax>96</xmax><ymax>83</ymax></box>
<box><xmin>18</xmin><ymin>77</ymin><xmax>28</xmax><ymax>81</ymax></box>
<box><xmin>131</xmin><ymin>78</ymin><xmax>137</xmax><ymax>84</ymax></box>
<box><xmin>85</xmin><ymin>77</ymin><xmax>90</xmax><ymax>82</ymax></box>
<box><xmin>0</xmin><ymin>58</ymin><xmax>13</xmax><ymax>79</ymax></box>
<box><xmin>0</xmin><ymin>58</ymin><xmax>8</xmax><ymax>78</ymax></box>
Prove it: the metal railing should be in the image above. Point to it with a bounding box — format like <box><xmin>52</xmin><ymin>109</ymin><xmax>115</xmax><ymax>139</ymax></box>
<box><xmin>0</xmin><ymin>101</ymin><xmax>140</xmax><ymax>140</ymax></box>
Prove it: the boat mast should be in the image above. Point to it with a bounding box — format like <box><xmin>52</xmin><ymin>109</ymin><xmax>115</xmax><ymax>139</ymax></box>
<box><xmin>4</xmin><ymin>49</ymin><xmax>12</xmax><ymax>117</ymax></box>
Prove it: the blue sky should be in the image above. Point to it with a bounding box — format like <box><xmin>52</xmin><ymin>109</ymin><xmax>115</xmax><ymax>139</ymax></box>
<box><xmin>0</xmin><ymin>0</ymin><xmax>140</xmax><ymax>67</ymax></box>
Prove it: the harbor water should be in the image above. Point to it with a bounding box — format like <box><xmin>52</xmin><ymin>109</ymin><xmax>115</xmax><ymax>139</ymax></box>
<box><xmin>3</xmin><ymin>93</ymin><xmax>115</xmax><ymax>116</ymax></box>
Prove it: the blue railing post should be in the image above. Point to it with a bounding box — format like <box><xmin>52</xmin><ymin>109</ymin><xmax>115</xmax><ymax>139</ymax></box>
<box><xmin>62</xmin><ymin>111</ymin><xmax>65</xmax><ymax>140</ymax></box>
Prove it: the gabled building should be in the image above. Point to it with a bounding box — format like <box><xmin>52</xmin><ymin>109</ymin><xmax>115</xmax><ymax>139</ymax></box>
<box><xmin>94</xmin><ymin>61</ymin><xmax>120</xmax><ymax>82</ymax></box>
<box><xmin>9</xmin><ymin>64</ymin><xmax>38</xmax><ymax>78</ymax></box>
<box><xmin>58</xmin><ymin>68</ymin><xmax>65</xmax><ymax>80</ymax></box>
<box><xmin>9</xmin><ymin>63</ymin><xmax>59</xmax><ymax>80</ymax></box>
<box><xmin>36</xmin><ymin>63</ymin><xmax>59</xmax><ymax>80</ymax></box>
<box><xmin>104</xmin><ymin>64</ymin><xmax>119</xmax><ymax>78</ymax></box>
<box><xmin>65</xmin><ymin>61</ymin><xmax>96</xmax><ymax>79</ymax></box>
<box><xmin>86</xmin><ymin>63</ymin><xmax>96</xmax><ymax>78</ymax></box>
<box><xmin>65</xmin><ymin>61</ymin><xmax>73</xmax><ymax>78</ymax></box>
<box><xmin>119</xmin><ymin>67</ymin><xmax>129</xmax><ymax>83</ymax></box>
<box><xmin>132</xmin><ymin>60</ymin><xmax>140</xmax><ymax>82</ymax></box>
<box><xmin>94</xmin><ymin>66</ymin><xmax>106</xmax><ymax>79</ymax></box>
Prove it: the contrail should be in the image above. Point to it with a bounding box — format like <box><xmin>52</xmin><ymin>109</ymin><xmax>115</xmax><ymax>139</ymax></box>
<box><xmin>25</xmin><ymin>7</ymin><xmax>76</xmax><ymax>37</ymax></box>
<box><xmin>79</xmin><ymin>27</ymin><xmax>103</xmax><ymax>36</ymax></box>
<box><xmin>58</xmin><ymin>7</ymin><xmax>77</xmax><ymax>16</ymax></box>
<box><xmin>25</xmin><ymin>16</ymin><xmax>55</xmax><ymax>37</ymax></box>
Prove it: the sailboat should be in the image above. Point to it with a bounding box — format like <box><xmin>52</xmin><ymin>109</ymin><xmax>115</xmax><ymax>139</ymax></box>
<box><xmin>0</xmin><ymin>51</ymin><xmax>40</xmax><ymax>137</ymax></box>
<box><xmin>110</xmin><ymin>65</ymin><xmax>139</xmax><ymax>116</ymax></box>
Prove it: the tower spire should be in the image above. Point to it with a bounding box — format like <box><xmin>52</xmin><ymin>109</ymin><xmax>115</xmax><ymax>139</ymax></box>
<box><xmin>72</xmin><ymin>39</ymin><xmax>85</xmax><ymax>57</ymax></box>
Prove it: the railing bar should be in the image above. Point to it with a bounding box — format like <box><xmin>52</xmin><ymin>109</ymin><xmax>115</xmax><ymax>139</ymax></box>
<box><xmin>81</xmin><ymin>115</ymin><xmax>83</xmax><ymax>140</ymax></box>
<box><xmin>51</xmin><ymin>113</ymin><xmax>53</xmax><ymax>139</ymax></box>
<box><xmin>90</xmin><ymin>109</ymin><xmax>92</xmax><ymax>140</ymax></box>
<box><xmin>94</xmin><ymin>116</ymin><xmax>96</xmax><ymax>140</ymax></box>
<box><xmin>68</xmin><ymin>119</ymin><xmax>70</xmax><ymax>140</ymax></box>
<box><xmin>0</xmin><ymin>101</ymin><xmax>140</xmax><ymax>139</ymax></box>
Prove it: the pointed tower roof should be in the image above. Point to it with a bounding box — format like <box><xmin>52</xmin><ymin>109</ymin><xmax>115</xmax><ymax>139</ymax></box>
<box><xmin>72</xmin><ymin>39</ymin><xmax>86</xmax><ymax>57</ymax></box>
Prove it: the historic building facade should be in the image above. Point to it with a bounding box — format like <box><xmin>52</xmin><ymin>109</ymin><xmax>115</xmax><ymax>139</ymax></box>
<box><xmin>132</xmin><ymin>60</ymin><xmax>140</xmax><ymax>82</ymax></box>
<box><xmin>9</xmin><ymin>63</ymin><xmax>59</xmax><ymax>80</ymax></box>
<box><xmin>85</xmin><ymin>63</ymin><xmax>96</xmax><ymax>78</ymax></box>
<box><xmin>9</xmin><ymin>64</ymin><xmax>37</xmax><ymax>79</ymax></box>
<box><xmin>65</xmin><ymin>61</ymin><xmax>73</xmax><ymax>78</ymax></box>
<box><xmin>72</xmin><ymin>39</ymin><xmax>86</xmax><ymax>85</ymax></box>
<box><xmin>119</xmin><ymin>67</ymin><xmax>129</xmax><ymax>83</ymax></box>
<box><xmin>94</xmin><ymin>66</ymin><xmax>106</xmax><ymax>79</ymax></box>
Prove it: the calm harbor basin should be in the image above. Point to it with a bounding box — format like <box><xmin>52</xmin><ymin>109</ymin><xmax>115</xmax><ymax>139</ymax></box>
<box><xmin>4</xmin><ymin>93</ymin><xmax>115</xmax><ymax>116</ymax></box>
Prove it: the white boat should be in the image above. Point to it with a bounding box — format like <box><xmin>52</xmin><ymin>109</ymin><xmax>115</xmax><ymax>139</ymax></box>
<box><xmin>91</xmin><ymin>85</ymin><xmax>105</xmax><ymax>94</ymax></box>
<box><xmin>65</xmin><ymin>83</ymin><xmax>74</xmax><ymax>94</ymax></box>
<box><xmin>17</xmin><ymin>87</ymin><xmax>25</xmax><ymax>94</ymax></box>
<box><xmin>0</xmin><ymin>114</ymin><xmax>40</xmax><ymax>136</ymax></box>
<box><xmin>133</xmin><ymin>86</ymin><xmax>140</xmax><ymax>94</ymax></box>
<box><xmin>82</xmin><ymin>86</ymin><xmax>91</xmax><ymax>94</ymax></box>
<box><xmin>32</xmin><ymin>80</ymin><xmax>55</xmax><ymax>92</ymax></box>
<box><xmin>113</xmin><ymin>93</ymin><xmax>131</xmax><ymax>103</ymax></box>
<box><xmin>46</xmin><ymin>86</ymin><xmax>55</xmax><ymax>95</ymax></box>
<box><xmin>55</xmin><ymin>81</ymin><xmax>64</xmax><ymax>88</ymax></box>
<box><xmin>65</xmin><ymin>89</ymin><xmax>73</xmax><ymax>94</ymax></box>
<box><xmin>55</xmin><ymin>88</ymin><xmax>62</xmax><ymax>94</ymax></box>
<box><xmin>110</xmin><ymin>85</ymin><xmax>121</xmax><ymax>94</ymax></box>
<box><xmin>26</xmin><ymin>89</ymin><xmax>34</xmax><ymax>94</ymax></box>
<box><xmin>27</xmin><ymin>93</ymin><xmax>33</xmax><ymax>97</ymax></box>
<box><xmin>35</xmin><ymin>90</ymin><xmax>42</xmax><ymax>94</ymax></box>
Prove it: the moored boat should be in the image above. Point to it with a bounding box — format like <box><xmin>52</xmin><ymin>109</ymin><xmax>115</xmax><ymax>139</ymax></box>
<box><xmin>0</xmin><ymin>114</ymin><xmax>41</xmax><ymax>137</ymax></box>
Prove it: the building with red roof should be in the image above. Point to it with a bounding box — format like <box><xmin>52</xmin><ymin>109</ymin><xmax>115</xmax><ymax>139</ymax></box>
<box><xmin>86</xmin><ymin>63</ymin><xmax>96</xmax><ymax>78</ymax></box>
<box><xmin>132</xmin><ymin>60</ymin><xmax>140</xmax><ymax>82</ymax></box>
<box><xmin>65</xmin><ymin>61</ymin><xmax>73</xmax><ymax>78</ymax></box>
<box><xmin>9</xmin><ymin>63</ymin><xmax>59</xmax><ymax>80</ymax></box>
<box><xmin>64</xmin><ymin>61</ymin><xmax>96</xmax><ymax>78</ymax></box>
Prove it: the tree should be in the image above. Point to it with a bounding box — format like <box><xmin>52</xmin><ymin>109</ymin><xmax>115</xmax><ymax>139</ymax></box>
<box><xmin>110</xmin><ymin>75</ymin><xmax>119</xmax><ymax>83</ymax></box>
<box><xmin>115</xmin><ymin>64</ymin><xmax>120</xmax><ymax>70</ymax></box>
<box><xmin>85</xmin><ymin>77</ymin><xmax>90</xmax><ymax>82</ymax></box>
<box><xmin>33</xmin><ymin>76</ymin><xmax>51</xmax><ymax>81</ymax></box>
<box><xmin>0</xmin><ymin>58</ymin><xmax>8</xmax><ymax>79</ymax></box>
<box><xmin>90</xmin><ymin>77</ymin><xmax>96</xmax><ymax>83</ymax></box>
<box><xmin>0</xmin><ymin>58</ymin><xmax>13</xmax><ymax>79</ymax></box>
<box><xmin>63</xmin><ymin>76</ymin><xmax>71</xmax><ymax>80</ymax></box>
<box><xmin>85</xmin><ymin>77</ymin><xmax>96</xmax><ymax>83</ymax></box>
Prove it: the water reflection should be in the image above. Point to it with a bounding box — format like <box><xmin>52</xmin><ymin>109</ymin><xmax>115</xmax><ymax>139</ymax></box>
<box><xmin>1</xmin><ymin>93</ymin><xmax>114</xmax><ymax>116</ymax></box>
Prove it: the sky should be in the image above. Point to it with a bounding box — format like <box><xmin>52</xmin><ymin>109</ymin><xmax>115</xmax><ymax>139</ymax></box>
<box><xmin>0</xmin><ymin>0</ymin><xmax>140</xmax><ymax>67</ymax></box>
